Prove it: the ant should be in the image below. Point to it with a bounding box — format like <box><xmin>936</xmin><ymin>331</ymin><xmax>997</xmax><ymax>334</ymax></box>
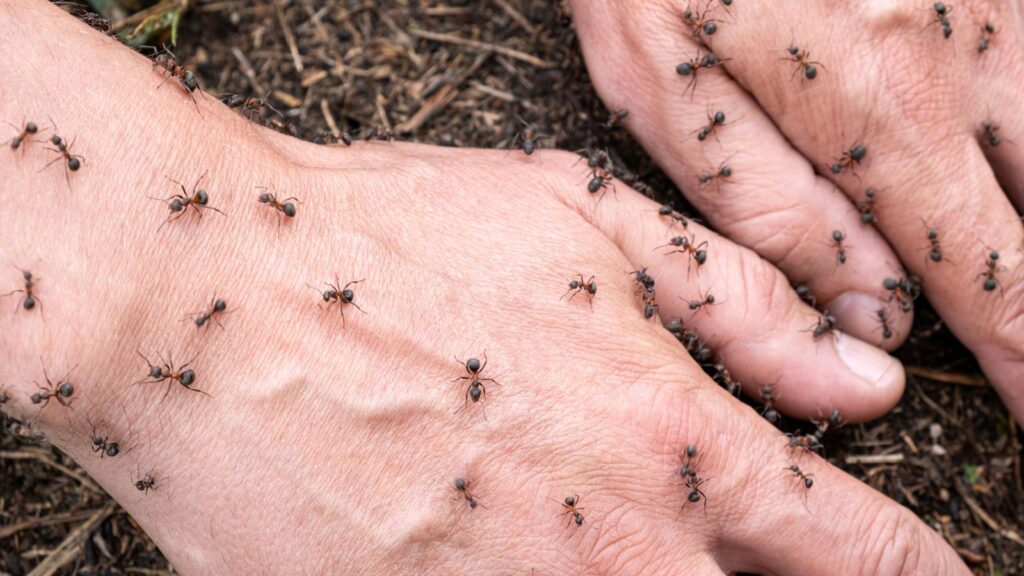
<box><xmin>882</xmin><ymin>273</ymin><xmax>921</xmax><ymax>313</ymax></box>
<box><xmin>630</xmin><ymin>267</ymin><xmax>656</xmax><ymax>297</ymax></box>
<box><xmin>152</xmin><ymin>47</ymin><xmax>201</xmax><ymax>111</ymax></box>
<box><xmin>558</xmin><ymin>494</ymin><xmax>585</xmax><ymax>528</ymax></box>
<box><xmin>683</xmin><ymin>287</ymin><xmax>717</xmax><ymax>315</ymax></box>
<box><xmin>192</xmin><ymin>297</ymin><xmax>228</xmax><ymax>329</ymax></box>
<box><xmin>682</xmin><ymin>0</ymin><xmax>722</xmax><ymax>41</ymax></box>
<box><xmin>30</xmin><ymin>364</ymin><xmax>76</xmax><ymax>410</ymax></box>
<box><xmin>830</xmin><ymin>140</ymin><xmax>867</xmax><ymax>176</ymax></box>
<box><xmin>676</xmin><ymin>48</ymin><xmax>730</xmax><ymax>97</ymax></box>
<box><xmin>695</xmin><ymin>109</ymin><xmax>727</xmax><ymax>143</ymax></box>
<box><xmin>42</xmin><ymin>125</ymin><xmax>85</xmax><ymax>191</ymax></box>
<box><xmin>786</xmin><ymin>431</ymin><xmax>823</xmax><ymax>454</ymax></box>
<box><xmin>6</xmin><ymin>119</ymin><xmax>39</xmax><ymax>152</ymax></box>
<box><xmin>454</xmin><ymin>477</ymin><xmax>480</xmax><ymax>509</ymax></box>
<box><xmin>148</xmin><ymin>172</ymin><xmax>225</xmax><ymax>231</ymax></box>
<box><xmin>256</xmin><ymin>186</ymin><xmax>300</xmax><ymax>227</ymax></box>
<box><xmin>933</xmin><ymin>3</ymin><xmax>953</xmax><ymax>39</ymax></box>
<box><xmin>978</xmin><ymin>22</ymin><xmax>995</xmax><ymax>54</ymax></box>
<box><xmin>921</xmin><ymin>220</ymin><xmax>947</xmax><ymax>264</ymax></box>
<box><xmin>857</xmin><ymin>187</ymin><xmax>877</xmax><ymax>224</ymax></box>
<box><xmin>784</xmin><ymin>44</ymin><xmax>824</xmax><ymax>80</ymax></box>
<box><xmin>979</xmin><ymin>121</ymin><xmax>1003</xmax><ymax>147</ymax></box>
<box><xmin>132</xmin><ymin>351</ymin><xmax>208</xmax><ymax>401</ymax></box>
<box><xmin>875</xmin><ymin>307</ymin><xmax>894</xmax><ymax>340</ymax></box>
<box><xmin>697</xmin><ymin>157</ymin><xmax>733</xmax><ymax>189</ymax></box>
<box><xmin>132</xmin><ymin>471</ymin><xmax>162</xmax><ymax>494</ymax></box>
<box><xmin>656</xmin><ymin>234</ymin><xmax>709</xmax><ymax>272</ymax></box>
<box><xmin>512</xmin><ymin>118</ymin><xmax>547</xmax><ymax>156</ymax></box>
<box><xmin>222</xmin><ymin>92</ymin><xmax>282</xmax><ymax>121</ymax></box>
<box><xmin>760</xmin><ymin>381</ymin><xmax>779</xmax><ymax>423</ymax></box>
<box><xmin>642</xmin><ymin>290</ymin><xmax>660</xmax><ymax>320</ymax></box>
<box><xmin>813</xmin><ymin>409</ymin><xmax>843</xmax><ymax>437</ymax></box>
<box><xmin>978</xmin><ymin>248</ymin><xmax>1005</xmax><ymax>292</ymax></box>
<box><xmin>654</xmin><ymin>204</ymin><xmax>692</xmax><ymax>231</ymax></box>
<box><xmin>794</xmin><ymin>284</ymin><xmax>816</xmax><ymax>308</ymax></box>
<box><xmin>604</xmin><ymin>107</ymin><xmax>629</xmax><ymax>129</ymax></box>
<box><xmin>712</xmin><ymin>361</ymin><xmax>741</xmax><ymax>396</ymax></box>
<box><xmin>805</xmin><ymin>311</ymin><xmax>839</xmax><ymax>340</ymax></box>
<box><xmin>314</xmin><ymin>277</ymin><xmax>366</xmax><ymax>326</ymax></box>
<box><xmin>829</xmin><ymin>229</ymin><xmax>849</xmax><ymax>264</ymax></box>
<box><xmin>678</xmin><ymin>444</ymin><xmax>709</xmax><ymax>513</ymax></box>
<box><xmin>87</xmin><ymin>418</ymin><xmax>121</xmax><ymax>458</ymax></box>
<box><xmin>786</xmin><ymin>464</ymin><xmax>814</xmax><ymax>489</ymax></box>
<box><xmin>587</xmin><ymin>168</ymin><xmax>615</xmax><ymax>204</ymax></box>
<box><xmin>3</xmin><ymin>267</ymin><xmax>40</xmax><ymax>312</ymax></box>
<box><xmin>562</xmin><ymin>274</ymin><xmax>597</xmax><ymax>309</ymax></box>
<box><xmin>454</xmin><ymin>354</ymin><xmax>499</xmax><ymax>414</ymax></box>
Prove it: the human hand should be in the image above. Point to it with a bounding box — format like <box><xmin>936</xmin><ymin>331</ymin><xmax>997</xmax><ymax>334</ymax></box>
<box><xmin>570</xmin><ymin>0</ymin><xmax>1024</xmax><ymax>421</ymax></box>
<box><xmin>0</xmin><ymin>2</ymin><xmax>966</xmax><ymax>573</ymax></box>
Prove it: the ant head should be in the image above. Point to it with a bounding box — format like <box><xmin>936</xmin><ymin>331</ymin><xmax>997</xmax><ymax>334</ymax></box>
<box><xmin>31</xmin><ymin>392</ymin><xmax>43</xmax><ymax>404</ymax></box>
<box><xmin>150</xmin><ymin>366</ymin><xmax>164</xmax><ymax>379</ymax></box>
<box><xmin>214</xmin><ymin>299</ymin><xmax>227</xmax><ymax>312</ymax></box>
<box><xmin>195</xmin><ymin>315</ymin><xmax>207</xmax><ymax>327</ymax></box>
<box><xmin>258</xmin><ymin>192</ymin><xmax>271</xmax><ymax>204</ymax></box>
<box><xmin>170</xmin><ymin>199</ymin><xmax>184</xmax><ymax>212</ymax></box>
<box><xmin>882</xmin><ymin>277</ymin><xmax>898</xmax><ymax>290</ymax></box>
<box><xmin>454</xmin><ymin>477</ymin><xmax>466</xmax><ymax>491</ymax></box>
<box><xmin>321</xmin><ymin>290</ymin><xmax>333</xmax><ymax>302</ymax></box>
<box><xmin>341</xmin><ymin>288</ymin><xmax>354</xmax><ymax>303</ymax></box>
<box><xmin>106</xmin><ymin>443</ymin><xmax>120</xmax><ymax>457</ymax></box>
<box><xmin>23</xmin><ymin>296</ymin><xmax>36</xmax><ymax>310</ymax></box>
<box><xmin>676</xmin><ymin>62</ymin><xmax>695</xmax><ymax>76</ymax></box>
<box><xmin>564</xmin><ymin>495</ymin><xmax>576</xmax><ymax>506</ymax></box>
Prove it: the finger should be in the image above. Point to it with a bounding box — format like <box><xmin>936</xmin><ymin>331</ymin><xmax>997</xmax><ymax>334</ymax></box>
<box><xmin>569</xmin><ymin>0</ymin><xmax>911</xmax><ymax>349</ymax></box>
<box><xmin>538</xmin><ymin>149</ymin><xmax>904</xmax><ymax>422</ymax></box>
<box><xmin>699</xmin><ymin>1</ymin><xmax>1024</xmax><ymax>423</ymax></box>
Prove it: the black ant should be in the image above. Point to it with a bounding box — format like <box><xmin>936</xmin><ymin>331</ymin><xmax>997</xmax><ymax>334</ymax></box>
<box><xmin>760</xmin><ymin>381</ymin><xmax>779</xmax><ymax>423</ymax></box>
<box><xmin>882</xmin><ymin>273</ymin><xmax>922</xmax><ymax>312</ymax></box>
<box><xmin>192</xmin><ymin>297</ymin><xmax>228</xmax><ymax>329</ymax></box>
<box><xmin>786</xmin><ymin>464</ymin><xmax>814</xmax><ymax>489</ymax></box>
<box><xmin>676</xmin><ymin>48</ymin><xmax>730</xmax><ymax>97</ymax></box>
<box><xmin>653</xmin><ymin>204</ymin><xmax>693</xmax><ymax>231</ymax></box>
<box><xmin>152</xmin><ymin>47</ymin><xmax>201</xmax><ymax>111</ymax></box>
<box><xmin>42</xmin><ymin>125</ymin><xmax>85</xmax><ymax>191</ymax></box>
<box><xmin>6</xmin><ymin>119</ymin><xmax>39</xmax><ymax>152</ymax></box>
<box><xmin>587</xmin><ymin>169</ymin><xmax>615</xmax><ymax>204</ymax></box>
<box><xmin>678</xmin><ymin>444</ymin><xmax>708</xmax><ymax>513</ymax></box>
<box><xmin>87</xmin><ymin>418</ymin><xmax>121</xmax><ymax>458</ymax></box>
<box><xmin>656</xmin><ymin>234</ymin><xmax>709</xmax><ymax>272</ymax></box>
<box><xmin>512</xmin><ymin>119</ymin><xmax>547</xmax><ymax>156</ymax></box>
<box><xmin>712</xmin><ymin>361</ymin><xmax>741</xmax><ymax>396</ymax></box>
<box><xmin>132</xmin><ymin>471</ymin><xmax>162</xmax><ymax>494</ymax></box>
<box><xmin>785</xmin><ymin>431</ymin><xmax>823</xmax><ymax>454</ymax></box>
<box><xmin>3</xmin><ymin>267</ymin><xmax>40</xmax><ymax>312</ymax></box>
<box><xmin>933</xmin><ymin>3</ymin><xmax>953</xmax><ymax>39</ymax></box>
<box><xmin>454</xmin><ymin>354</ymin><xmax>499</xmax><ymax>414</ymax></box>
<box><xmin>682</xmin><ymin>0</ymin><xmax>722</xmax><ymax>41</ymax></box>
<box><xmin>558</xmin><ymin>494</ymin><xmax>585</xmax><ymax>527</ymax></box>
<box><xmin>784</xmin><ymin>44</ymin><xmax>824</xmax><ymax>80</ymax></box>
<box><xmin>794</xmin><ymin>284</ymin><xmax>816</xmax><ymax>308</ymax></box>
<box><xmin>30</xmin><ymin>364</ymin><xmax>76</xmax><ymax>409</ymax></box>
<box><xmin>978</xmin><ymin>248</ymin><xmax>1005</xmax><ymax>292</ymax></box>
<box><xmin>562</xmin><ymin>274</ymin><xmax>597</xmax><ymax>309</ymax></box>
<box><xmin>979</xmin><ymin>121</ymin><xmax>1003</xmax><ymax>147</ymax></box>
<box><xmin>677</xmin><ymin>327</ymin><xmax>711</xmax><ymax>362</ymax></box>
<box><xmin>805</xmin><ymin>311</ymin><xmax>839</xmax><ymax>340</ymax></box>
<box><xmin>221</xmin><ymin>92</ymin><xmax>282</xmax><ymax>121</ymax></box>
<box><xmin>829</xmin><ymin>229</ymin><xmax>849</xmax><ymax>264</ymax></box>
<box><xmin>454</xmin><ymin>477</ymin><xmax>480</xmax><ymax>509</ymax></box>
<box><xmin>830</xmin><ymin>141</ymin><xmax>867</xmax><ymax>176</ymax></box>
<box><xmin>604</xmin><ymin>107</ymin><xmax>629</xmax><ymax>129</ymax></box>
<box><xmin>574</xmin><ymin>147</ymin><xmax>612</xmax><ymax>173</ymax></box>
<box><xmin>256</xmin><ymin>186</ymin><xmax>299</xmax><ymax>227</ymax></box>
<box><xmin>978</xmin><ymin>22</ymin><xmax>995</xmax><ymax>53</ymax></box>
<box><xmin>630</xmin><ymin>267</ymin><xmax>656</xmax><ymax>296</ymax></box>
<box><xmin>684</xmin><ymin>287</ymin><xmax>717</xmax><ymax>315</ymax></box>
<box><xmin>132</xmin><ymin>351</ymin><xmax>208</xmax><ymax>400</ymax></box>
<box><xmin>696</xmin><ymin>109</ymin><xmax>727</xmax><ymax>143</ymax></box>
<box><xmin>314</xmin><ymin>277</ymin><xmax>366</xmax><ymax>326</ymax></box>
<box><xmin>813</xmin><ymin>409</ymin><xmax>843</xmax><ymax>437</ymax></box>
<box><xmin>148</xmin><ymin>172</ymin><xmax>225</xmax><ymax>231</ymax></box>
<box><xmin>857</xmin><ymin>187</ymin><xmax>877</xmax><ymax>224</ymax></box>
<box><xmin>875</xmin><ymin>307</ymin><xmax>894</xmax><ymax>340</ymax></box>
<box><xmin>697</xmin><ymin>157</ymin><xmax>733</xmax><ymax>189</ymax></box>
<box><xmin>921</xmin><ymin>220</ymin><xmax>947</xmax><ymax>263</ymax></box>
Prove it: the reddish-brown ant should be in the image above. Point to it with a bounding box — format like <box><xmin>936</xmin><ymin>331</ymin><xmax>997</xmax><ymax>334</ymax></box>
<box><xmin>678</xmin><ymin>444</ymin><xmax>708</xmax><ymax>513</ymax></box>
<box><xmin>676</xmin><ymin>48</ymin><xmax>730</xmax><ymax>98</ymax></box>
<box><xmin>695</xmin><ymin>109</ymin><xmax>727</xmax><ymax>143</ymax></box>
<box><xmin>933</xmin><ymin>3</ymin><xmax>953</xmax><ymax>39</ymax></box>
<box><xmin>454</xmin><ymin>354</ymin><xmax>499</xmax><ymax>415</ymax></box>
<box><xmin>875</xmin><ymin>307</ymin><xmax>894</xmax><ymax>340</ymax></box>
<box><xmin>192</xmin><ymin>297</ymin><xmax>228</xmax><ymax>329</ymax></box>
<box><xmin>642</xmin><ymin>290</ymin><xmax>660</xmax><ymax>320</ymax></box>
<box><xmin>829</xmin><ymin>229</ymin><xmax>849</xmax><ymax>264</ymax></box>
<box><xmin>42</xmin><ymin>125</ymin><xmax>85</xmax><ymax>191</ymax></box>
<box><xmin>830</xmin><ymin>141</ymin><xmax>867</xmax><ymax>176</ymax></box>
<box><xmin>256</xmin><ymin>186</ymin><xmax>300</xmax><ymax>227</ymax></box>
<box><xmin>977</xmin><ymin>248</ymin><xmax>1006</xmax><ymax>292</ymax></box>
<box><xmin>87</xmin><ymin>418</ymin><xmax>123</xmax><ymax>458</ymax></box>
<box><xmin>132</xmin><ymin>471</ymin><xmax>162</xmax><ymax>494</ymax></box>
<box><xmin>786</xmin><ymin>464</ymin><xmax>814</xmax><ymax>489</ymax></box>
<box><xmin>683</xmin><ymin>286</ymin><xmax>717</xmax><ymax>315</ymax></box>
<box><xmin>760</xmin><ymin>381</ymin><xmax>780</xmax><ymax>423</ymax></box>
<box><xmin>682</xmin><ymin>0</ymin><xmax>722</xmax><ymax>41</ymax></box>
<box><xmin>978</xmin><ymin>22</ymin><xmax>995</xmax><ymax>53</ymax></box>
<box><xmin>656</xmin><ymin>233</ymin><xmax>709</xmax><ymax>273</ymax></box>
<box><xmin>712</xmin><ymin>361</ymin><xmax>741</xmax><ymax>396</ymax></box>
<box><xmin>920</xmin><ymin>219</ymin><xmax>948</xmax><ymax>264</ymax></box>
<box><xmin>149</xmin><ymin>172</ymin><xmax>225</xmax><ymax>231</ymax></box>
<box><xmin>132</xmin><ymin>351</ymin><xmax>208</xmax><ymax>400</ymax></box>
<box><xmin>630</xmin><ymin>267</ymin><xmax>656</xmax><ymax>296</ymax></box>
<box><xmin>3</xmin><ymin>267</ymin><xmax>40</xmax><ymax>312</ymax></box>
<box><xmin>152</xmin><ymin>47</ymin><xmax>201</xmax><ymax>111</ymax></box>
<box><xmin>697</xmin><ymin>157</ymin><xmax>733</xmax><ymax>189</ymax></box>
<box><xmin>558</xmin><ymin>494</ymin><xmax>585</xmax><ymax>527</ymax></box>
<box><xmin>786</xmin><ymin>431</ymin><xmax>823</xmax><ymax>454</ymax></box>
<box><xmin>562</xmin><ymin>274</ymin><xmax>597</xmax><ymax>309</ymax></box>
<box><xmin>783</xmin><ymin>44</ymin><xmax>824</xmax><ymax>80</ymax></box>
<box><xmin>454</xmin><ymin>477</ymin><xmax>480</xmax><ymax>509</ymax></box>
<box><xmin>222</xmin><ymin>92</ymin><xmax>282</xmax><ymax>121</ymax></box>
<box><xmin>857</xmin><ymin>187</ymin><xmax>877</xmax><ymax>224</ymax></box>
<box><xmin>313</xmin><ymin>277</ymin><xmax>366</xmax><ymax>326</ymax></box>
<box><xmin>6</xmin><ymin>119</ymin><xmax>39</xmax><ymax>152</ymax></box>
<box><xmin>653</xmin><ymin>204</ymin><xmax>693</xmax><ymax>231</ymax></box>
<box><xmin>805</xmin><ymin>311</ymin><xmax>839</xmax><ymax>340</ymax></box>
<box><xmin>30</xmin><ymin>363</ymin><xmax>76</xmax><ymax>410</ymax></box>
<box><xmin>979</xmin><ymin>121</ymin><xmax>1003</xmax><ymax>147</ymax></box>
<box><xmin>882</xmin><ymin>272</ymin><xmax>921</xmax><ymax>313</ymax></box>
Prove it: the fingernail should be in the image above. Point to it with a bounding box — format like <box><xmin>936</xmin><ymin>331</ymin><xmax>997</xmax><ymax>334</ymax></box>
<box><xmin>835</xmin><ymin>333</ymin><xmax>901</xmax><ymax>389</ymax></box>
<box><xmin>827</xmin><ymin>292</ymin><xmax>885</xmax><ymax>340</ymax></box>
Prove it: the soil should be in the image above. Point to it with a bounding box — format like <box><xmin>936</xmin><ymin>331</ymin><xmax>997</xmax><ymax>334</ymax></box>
<box><xmin>2</xmin><ymin>1</ymin><xmax>1021</xmax><ymax>574</ymax></box>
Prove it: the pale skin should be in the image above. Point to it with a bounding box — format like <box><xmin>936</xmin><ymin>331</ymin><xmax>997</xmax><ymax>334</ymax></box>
<box><xmin>0</xmin><ymin>1</ymin><xmax>981</xmax><ymax>574</ymax></box>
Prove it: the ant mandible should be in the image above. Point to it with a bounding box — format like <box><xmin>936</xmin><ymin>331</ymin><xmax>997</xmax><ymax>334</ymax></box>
<box><xmin>192</xmin><ymin>297</ymin><xmax>229</xmax><ymax>329</ymax></box>
<box><xmin>42</xmin><ymin>123</ymin><xmax>85</xmax><ymax>191</ymax></box>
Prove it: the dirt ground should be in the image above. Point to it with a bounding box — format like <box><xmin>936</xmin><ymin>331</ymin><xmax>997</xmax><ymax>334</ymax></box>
<box><xmin>2</xmin><ymin>1</ymin><xmax>1022</xmax><ymax>574</ymax></box>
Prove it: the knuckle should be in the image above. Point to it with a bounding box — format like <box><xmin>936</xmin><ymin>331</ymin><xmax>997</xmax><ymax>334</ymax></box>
<box><xmin>854</xmin><ymin>504</ymin><xmax>929</xmax><ymax>576</ymax></box>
